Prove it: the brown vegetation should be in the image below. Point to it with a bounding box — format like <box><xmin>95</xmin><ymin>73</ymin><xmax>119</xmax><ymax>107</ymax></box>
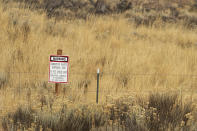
<box><xmin>2</xmin><ymin>93</ymin><xmax>196</xmax><ymax>130</ymax></box>
<box><xmin>0</xmin><ymin>0</ymin><xmax>197</xmax><ymax>130</ymax></box>
<box><xmin>2</xmin><ymin>0</ymin><xmax>197</xmax><ymax>27</ymax></box>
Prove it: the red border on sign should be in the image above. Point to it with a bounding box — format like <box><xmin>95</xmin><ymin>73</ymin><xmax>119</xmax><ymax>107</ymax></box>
<box><xmin>49</xmin><ymin>55</ymin><xmax>69</xmax><ymax>83</ymax></box>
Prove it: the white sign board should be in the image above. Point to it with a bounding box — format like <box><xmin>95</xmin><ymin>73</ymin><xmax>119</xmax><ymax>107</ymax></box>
<box><xmin>49</xmin><ymin>55</ymin><xmax>69</xmax><ymax>83</ymax></box>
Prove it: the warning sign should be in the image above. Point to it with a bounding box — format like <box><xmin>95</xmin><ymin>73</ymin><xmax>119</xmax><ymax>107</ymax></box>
<box><xmin>49</xmin><ymin>55</ymin><xmax>69</xmax><ymax>83</ymax></box>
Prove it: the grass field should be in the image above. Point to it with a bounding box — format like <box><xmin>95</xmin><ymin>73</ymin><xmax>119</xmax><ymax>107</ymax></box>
<box><xmin>0</xmin><ymin>0</ymin><xmax>197</xmax><ymax>130</ymax></box>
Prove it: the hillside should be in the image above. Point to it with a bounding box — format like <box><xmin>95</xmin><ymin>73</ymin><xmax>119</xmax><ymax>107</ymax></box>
<box><xmin>0</xmin><ymin>0</ymin><xmax>197</xmax><ymax>130</ymax></box>
<box><xmin>2</xmin><ymin>0</ymin><xmax>197</xmax><ymax>26</ymax></box>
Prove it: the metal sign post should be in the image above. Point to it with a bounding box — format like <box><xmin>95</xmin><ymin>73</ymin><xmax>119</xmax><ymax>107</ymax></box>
<box><xmin>96</xmin><ymin>68</ymin><xmax>100</xmax><ymax>104</ymax></box>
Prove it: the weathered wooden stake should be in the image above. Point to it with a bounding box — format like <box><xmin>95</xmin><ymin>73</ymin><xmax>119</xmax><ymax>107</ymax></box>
<box><xmin>55</xmin><ymin>49</ymin><xmax>62</xmax><ymax>95</ymax></box>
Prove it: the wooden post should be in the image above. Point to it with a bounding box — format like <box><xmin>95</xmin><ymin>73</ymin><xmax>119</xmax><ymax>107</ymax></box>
<box><xmin>55</xmin><ymin>49</ymin><xmax>62</xmax><ymax>95</ymax></box>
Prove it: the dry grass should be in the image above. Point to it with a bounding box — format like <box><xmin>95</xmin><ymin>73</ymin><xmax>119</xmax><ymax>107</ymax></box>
<box><xmin>0</xmin><ymin>0</ymin><xmax>197</xmax><ymax>130</ymax></box>
<box><xmin>1</xmin><ymin>93</ymin><xmax>197</xmax><ymax>130</ymax></box>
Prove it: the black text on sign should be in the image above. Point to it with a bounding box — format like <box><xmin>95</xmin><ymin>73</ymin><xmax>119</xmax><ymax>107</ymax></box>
<box><xmin>49</xmin><ymin>55</ymin><xmax>69</xmax><ymax>83</ymax></box>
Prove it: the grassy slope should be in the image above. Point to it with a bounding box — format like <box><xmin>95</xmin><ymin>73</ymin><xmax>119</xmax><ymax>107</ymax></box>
<box><xmin>0</xmin><ymin>1</ymin><xmax>197</xmax><ymax>130</ymax></box>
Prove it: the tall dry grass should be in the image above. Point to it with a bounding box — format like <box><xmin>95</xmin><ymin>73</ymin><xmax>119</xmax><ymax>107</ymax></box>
<box><xmin>0</xmin><ymin>0</ymin><xmax>197</xmax><ymax>130</ymax></box>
